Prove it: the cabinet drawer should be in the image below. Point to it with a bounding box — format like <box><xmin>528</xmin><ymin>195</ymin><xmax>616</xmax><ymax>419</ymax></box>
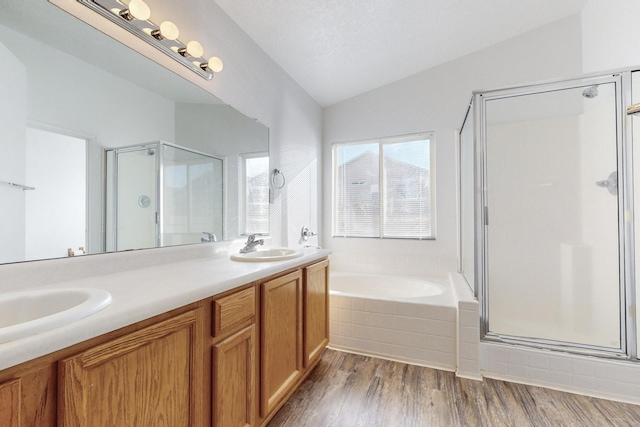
<box><xmin>213</xmin><ymin>287</ymin><xmax>256</xmax><ymax>337</ymax></box>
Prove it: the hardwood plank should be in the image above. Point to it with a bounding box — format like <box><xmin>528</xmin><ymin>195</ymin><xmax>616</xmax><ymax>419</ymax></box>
<box><xmin>267</xmin><ymin>349</ymin><xmax>640</xmax><ymax>427</ymax></box>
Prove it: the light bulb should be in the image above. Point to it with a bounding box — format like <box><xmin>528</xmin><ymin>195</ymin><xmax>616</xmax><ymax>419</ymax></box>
<box><xmin>152</xmin><ymin>21</ymin><xmax>179</xmax><ymax>41</ymax></box>
<box><xmin>129</xmin><ymin>0</ymin><xmax>151</xmax><ymax>20</ymax></box>
<box><xmin>205</xmin><ymin>56</ymin><xmax>223</xmax><ymax>73</ymax></box>
<box><xmin>119</xmin><ymin>0</ymin><xmax>151</xmax><ymax>21</ymax></box>
<box><xmin>179</xmin><ymin>40</ymin><xmax>204</xmax><ymax>58</ymax></box>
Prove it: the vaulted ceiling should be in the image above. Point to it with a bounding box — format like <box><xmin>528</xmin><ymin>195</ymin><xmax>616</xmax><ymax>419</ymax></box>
<box><xmin>215</xmin><ymin>0</ymin><xmax>589</xmax><ymax>107</ymax></box>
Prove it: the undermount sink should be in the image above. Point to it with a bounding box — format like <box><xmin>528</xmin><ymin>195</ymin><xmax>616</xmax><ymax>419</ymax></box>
<box><xmin>0</xmin><ymin>288</ymin><xmax>112</xmax><ymax>344</ymax></box>
<box><xmin>230</xmin><ymin>248</ymin><xmax>303</xmax><ymax>262</ymax></box>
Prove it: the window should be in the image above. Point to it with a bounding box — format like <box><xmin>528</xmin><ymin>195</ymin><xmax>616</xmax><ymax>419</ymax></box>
<box><xmin>240</xmin><ymin>153</ymin><xmax>269</xmax><ymax>235</ymax></box>
<box><xmin>333</xmin><ymin>133</ymin><xmax>435</xmax><ymax>239</ymax></box>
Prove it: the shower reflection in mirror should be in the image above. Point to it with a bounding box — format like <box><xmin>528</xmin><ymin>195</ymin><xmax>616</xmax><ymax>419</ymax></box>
<box><xmin>105</xmin><ymin>141</ymin><xmax>223</xmax><ymax>251</ymax></box>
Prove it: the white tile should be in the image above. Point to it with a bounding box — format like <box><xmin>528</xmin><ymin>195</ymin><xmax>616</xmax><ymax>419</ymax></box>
<box><xmin>459</xmin><ymin>300</ymin><xmax>479</xmax><ymax>312</ymax></box>
<box><xmin>329</xmin><ymin>295</ymin><xmax>340</xmax><ymax>308</ymax></box>
<box><xmin>606</xmin><ymin>380</ymin><xmax>640</xmax><ymax>398</ymax></box>
<box><xmin>458</xmin><ymin>358</ymin><xmax>479</xmax><ymax>374</ymax></box>
<box><xmin>338</xmin><ymin>308</ymin><xmax>352</xmax><ymax>323</ymax></box>
<box><xmin>338</xmin><ymin>322</ymin><xmax>353</xmax><ymax>337</ymax></box>
<box><xmin>526</xmin><ymin>352</ymin><xmax>549</xmax><ymax>370</ymax></box>
<box><xmin>571</xmin><ymin>359</ymin><xmax>596</xmax><ymax>377</ymax></box>
<box><xmin>366</xmin><ymin>300</ymin><xmax>383</xmax><ymax>313</ymax></box>
<box><xmin>459</xmin><ymin>309</ymin><xmax>478</xmax><ymax>327</ymax></box>
<box><xmin>366</xmin><ymin>312</ymin><xmax>382</xmax><ymax>327</ymax></box>
<box><xmin>459</xmin><ymin>326</ymin><xmax>480</xmax><ymax>344</ymax></box>
<box><xmin>392</xmin><ymin>330</ymin><xmax>425</xmax><ymax>348</ymax></box>
<box><xmin>507</xmin><ymin>363</ymin><xmax>529</xmax><ymax>379</ymax></box>
<box><xmin>338</xmin><ymin>297</ymin><xmax>352</xmax><ymax>309</ymax></box>
<box><xmin>459</xmin><ymin>342</ymin><xmax>479</xmax><ymax>361</ymax></box>
<box><xmin>593</xmin><ymin>362</ymin><xmax>637</xmax><ymax>383</ymax></box>
<box><xmin>378</xmin><ymin>301</ymin><xmax>406</xmax><ymax>316</ymax></box>
<box><xmin>507</xmin><ymin>348</ymin><xmax>530</xmax><ymax>365</ymax></box>
<box><xmin>571</xmin><ymin>375</ymin><xmax>596</xmax><ymax>390</ymax></box>
<box><xmin>434</xmin><ymin>350</ymin><xmax>457</xmax><ymax>367</ymax></box>
<box><xmin>351</xmin><ymin>310</ymin><xmax>367</xmax><ymax>325</ymax></box>
<box><xmin>426</xmin><ymin>336</ymin><xmax>456</xmax><ymax>353</ymax></box>
<box><xmin>351</xmin><ymin>298</ymin><xmax>367</xmax><ymax>311</ymax></box>
<box><xmin>548</xmin><ymin>355</ymin><xmax>572</xmax><ymax>373</ymax></box>
<box><xmin>526</xmin><ymin>366</ymin><xmax>551</xmax><ymax>383</ymax></box>
<box><xmin>330</xmin><ymin>320</ymin><xmax>339</xmax><ymax>334</ymax></box>
<box><xmin>488</xmin><ymin>361</ymin><xmax>509</xmax><ymax>375</ymax></box>
<box><xmin>329</xmin><ymin>307</ymin><xmax>339</xmax><ymax>321</ymax></box>
<box><xmin>329</xmin><ymin>335</ymin><xmax>346</xmax><ymax>346</ymax></box>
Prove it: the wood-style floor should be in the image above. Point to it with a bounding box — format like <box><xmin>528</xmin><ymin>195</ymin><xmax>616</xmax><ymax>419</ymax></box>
<box><xmin>267</xmin><ymin>349</ymin><xmax>640</xmax><ymax>427</ymax></box>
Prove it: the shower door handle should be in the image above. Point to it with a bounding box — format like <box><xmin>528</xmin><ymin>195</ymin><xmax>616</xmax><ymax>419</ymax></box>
<box><xmin>595</xmin><ymin>171</ymin><xmax>617</xmax><ymax>195</ymax></box>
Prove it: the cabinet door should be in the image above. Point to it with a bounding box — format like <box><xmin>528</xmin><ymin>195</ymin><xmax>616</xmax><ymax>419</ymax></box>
<box><xmin>213</xmin><ymin>325</ymin><xmax>255</xmax><ymax>427</ymax></box>
<box><xmin>0</xmin><ymin>378</ymin><xmax>20</xmax><ymax>427</ymax></box>
<box><xmin>260</xmin><ymin>271</ymin><xmax>302</xmax><ymax>417</ymax></box>
<box><xmin>58</xmin><ymin>310</ymin><xmax>202</xmax><ymax>427</ymax></box>
<box><xmin>303</xmin><ymin>259</ymin><xmax>329</xmax><ymax>367</ymax></box>
<box><xmin>0</xmin><ymin>366</ymin><xmax>57</xmax><ymax>427</ymax></box>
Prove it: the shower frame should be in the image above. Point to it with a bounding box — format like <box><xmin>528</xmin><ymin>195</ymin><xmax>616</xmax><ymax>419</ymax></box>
<box><xmin>458</xmin><ymin>67</ymin><xmax>639</xmax><ymax>360</ymax></box>
<box><xmin>105</xmin><ymin>141</ymin><xmax>224</xmax><ymax>251</ymax></box>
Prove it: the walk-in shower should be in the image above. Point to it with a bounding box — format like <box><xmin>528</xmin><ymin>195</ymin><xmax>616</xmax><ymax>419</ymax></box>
<box><xmin>458</xmin><ymin>68</ymin><xmax>640</xmax><ymax>360</ymax></box>
<box><xmin>105</xmin><ymin>141</ymin><xmax>223</xmax><ymax>252</ymax></box>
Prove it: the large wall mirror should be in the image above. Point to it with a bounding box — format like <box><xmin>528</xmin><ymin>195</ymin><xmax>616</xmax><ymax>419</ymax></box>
<box><xmin>0</xmin><ymin>0</ymin><xmax>269</xmax><ymax>264</ymax></box>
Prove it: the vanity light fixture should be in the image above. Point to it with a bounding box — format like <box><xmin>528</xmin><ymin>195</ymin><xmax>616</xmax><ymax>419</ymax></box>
<box><xmin>178</xmin><ymin>40</ymin><xmax>204</xmax><ymax>58</ymax></box>
<box><xmin>77</xmin><ymin>0</ymin><xmax>223</xmax><ymax>80</ymax></box>
<box><xmin>119</xmin><ymin>0</ymin><xmax>150</xmax><ymax>21</ymax></box>
<box><xmin>202</xmin><ymin>56</ymin><xmax>224</xmax><ymax>73</ymax></box>
<box><xmin>151</xmin><ymin>21</ymin><xmax>179</xmax><ymax>41</ymax></box>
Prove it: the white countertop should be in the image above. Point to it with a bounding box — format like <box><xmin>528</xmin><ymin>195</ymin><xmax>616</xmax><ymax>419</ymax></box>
<box><xmin>0</xmin><ymin>247</ymin><xmax>330</xmax><ymax>371</ymax></box>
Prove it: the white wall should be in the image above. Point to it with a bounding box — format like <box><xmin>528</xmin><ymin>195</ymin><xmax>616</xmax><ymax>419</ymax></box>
<box><xmin>0</xmin><ymin>41</ymin><xmax>27</xmax><ymax>263</ymax></box>
<box><xmin>0</xmin><ymin>24</ymin><xmax>175</xmax><ymax>256</ymax></box>
<box><xmin>581</xmin><ymin>0</ymin><xmax>640</xmax><ymax>72</ymax></box>
<box><xmin>25</xmin><ymin>128</ymin><xmax>86</xmax><ymax>260</ymax></box>
<box><xmin>323</xmin><ymin>15</ymin><xmax>583</xmax><ymax>277</ymax></box>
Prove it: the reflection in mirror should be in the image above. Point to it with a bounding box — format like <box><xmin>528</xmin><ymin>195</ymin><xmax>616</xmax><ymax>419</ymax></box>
<box><xmin>0</xmin><ymin>0</ymin><xmax>269</xmax><ymax>264</ymax></box>
<box><xmin>105</xmin><ymin>142</ymin><xmax>224</xmax><ymax>251</ymax></box>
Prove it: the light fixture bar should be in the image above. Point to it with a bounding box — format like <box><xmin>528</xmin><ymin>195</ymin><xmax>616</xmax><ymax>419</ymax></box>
<box><xmin>77</xmin><ymin>0</ymin><xmax>214</xmax><ymax>80</ymax></box>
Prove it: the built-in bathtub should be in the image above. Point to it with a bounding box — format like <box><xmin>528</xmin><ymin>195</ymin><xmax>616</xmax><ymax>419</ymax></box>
<box><xmin>328</xmin><ymin>272</ymin><xmax>458</xmax><ymax>371</ymax></box>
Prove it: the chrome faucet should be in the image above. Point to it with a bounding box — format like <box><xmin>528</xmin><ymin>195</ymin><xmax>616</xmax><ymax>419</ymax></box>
<box><xmin>240</xmin><ymin>234</ymin><xmax>264</xmax><ymax>253</ymax></box>
<box><xmin>201</xmin><ymin>232</ymin><xmax>217</xmax><ymax>242</ymax></box>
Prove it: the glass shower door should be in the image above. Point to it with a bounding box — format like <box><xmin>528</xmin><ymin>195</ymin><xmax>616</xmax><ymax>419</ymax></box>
<box><xmin>483</xmin><ymin>79</ymin><xmax>623</xmax><ymax>350</ymax></box>
<box><xmin>112</xmin><ymin>147</ymin><xmax>158</xmax><ymax>251</ymax></box>
<box><xmin>161</xmin><ymin>145</ymin><xmax>223</xmax><ymax>246</ymax></box>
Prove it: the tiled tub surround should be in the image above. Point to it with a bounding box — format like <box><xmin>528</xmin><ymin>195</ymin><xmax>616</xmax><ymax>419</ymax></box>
<box><xmin>328</xmin><ymin>272</ymin><xmax>459</xmax><ymax>371</ymax></box>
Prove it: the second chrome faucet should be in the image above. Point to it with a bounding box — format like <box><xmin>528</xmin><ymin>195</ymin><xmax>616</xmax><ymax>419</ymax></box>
<box><xmin>240</xmin><ymin>234</ymin><xmax>264</xmax><ymax>253</ymax></box>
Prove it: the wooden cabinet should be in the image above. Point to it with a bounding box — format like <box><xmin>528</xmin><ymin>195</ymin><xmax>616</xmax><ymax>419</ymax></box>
<box><xmin>58</xmin><ymin>309</ymin><xmax>203</xmax><ymax>426</ymax></box>
<box><xmin>257</xmin><ymin>259</ymin><xmax>330</xmax><ymax>425</ymax></box>
<box><xmin>260</xmin><ymin>270</ymin><xmax>303</xmax><ymax>417</ymax></box>
<box><xmin>0</xmin><ymin>363</ymin><xmax>57</xmax><ymax>426</ymax></box>
<box><xmin>213</xmin><ymin>325</ymin><xmax>256</xmax><ymax>427</ymax></box>
<box><xmin>211</xmin><ymin>286</ymin><xmax>257</xmax><ymax>427</ymax></box>
<box><xmin>0</xmin><ymin>256</ymin><xmax>329</xmax><ymax>427</ymax></box>
<box><xmin>0</xmin><ymin>378</ymin><xmax>20</xmax><ymax>427</ymax></box>
<box><xmin>303</xmin><ymin>259</ymin><xmax>330</xmax><ymax>368</ymax></box>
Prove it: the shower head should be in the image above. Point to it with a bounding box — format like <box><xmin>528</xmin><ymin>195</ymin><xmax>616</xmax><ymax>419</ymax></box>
<box><xmin>147</xmin><ymin>148</ymin><xmax>156</xmax><ymax>155</ymax></box>
<box><xmin>582</xmin><ymin>85</ymin><xmax>599</xmax><ymax>99</ymax></box>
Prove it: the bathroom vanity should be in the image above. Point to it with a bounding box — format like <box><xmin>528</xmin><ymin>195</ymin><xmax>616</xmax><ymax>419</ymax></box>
<box><xmin>0</xmin><ymin>250</ymin><xmax>330</xmax><ymax>426</ymax></box>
